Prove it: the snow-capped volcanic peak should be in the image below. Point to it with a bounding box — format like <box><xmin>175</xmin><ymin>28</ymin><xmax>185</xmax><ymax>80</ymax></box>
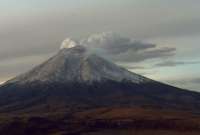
<box><xmin>7</xmin><ymin>45</ymin><xmax>151</xmax><ymax>85</ymax></box>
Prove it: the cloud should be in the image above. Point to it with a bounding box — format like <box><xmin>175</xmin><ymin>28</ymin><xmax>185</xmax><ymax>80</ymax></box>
<box><xmin>167</xmin><ymin>78</ymin><xmax>200</xmax><ymax>87</ymax></box>
<box><xmin>113</xmin><ymin>47</ymin><xmax>176</xmax><ymax>62</ymax></box>
<box><xmin>122</xmin><ymin>65</ymin><xmax>147</xmax><ymax>70</ymax></box>
<box><xmin>155</xmin><ymin>61</ymin><xmax>200</xmax><ymax>67</ymax></box>
<box><xmin>60</xmin><ymin>38</ymin><xmax>77</xmax><ymax>49</ymax></box>
<box><xmin>190</xmin><ymin>78</ymin><xmax>200</xmax><ymax>84</ymax></box>
<box><xmin>0</xmin><ymin>53</ymin><xmax>53</xmax><ymax>83</ymax></box>
<box><xmin>79</xmin><ymin>32</ymin><xmax>176</xmax><ymax>63</ymax></box>
<box><xmin>165</xmin><ymin>77</ymin><xmax>200</xmax><ymax>91</ymax></box>
<box><xmin>81</xmin><ymin>32</ymin><xmax>156</xmax><ymax>54</ymax></box>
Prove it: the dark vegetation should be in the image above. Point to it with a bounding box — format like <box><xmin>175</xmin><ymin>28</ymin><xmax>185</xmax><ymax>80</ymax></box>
<box><xmin>0</xmin><ymin>107</ymin><xmax>200</xmax><ymax>135</ymax></box>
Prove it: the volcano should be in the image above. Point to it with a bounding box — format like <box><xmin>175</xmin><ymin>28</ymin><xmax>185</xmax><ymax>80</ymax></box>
<box><xmin>0</xmin><ymin>45</ymin><xmax>200</xmax><ymax>135</ymax></box>
<box><xmin>0</xmin><ymin>45</ymin><xmax>200</xmax><ymax>111</ymax></box>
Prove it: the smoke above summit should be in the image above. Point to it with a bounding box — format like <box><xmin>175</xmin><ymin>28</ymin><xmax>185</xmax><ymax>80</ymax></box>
<box><xmin>61</xmin><ymin>32</ymin><xmax>176</xmax><ymax>63</ymax></box>
<box><xmin>60</xmin><ymin>38</ymin><xmax>78</xmax><ymax>49</ymax></box>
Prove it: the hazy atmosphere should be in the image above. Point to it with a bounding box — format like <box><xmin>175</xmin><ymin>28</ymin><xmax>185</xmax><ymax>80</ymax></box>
<box><xmin>1</xmin><ymin>0</ymin><xmax>200</xmax><ymax>91</ymax></box>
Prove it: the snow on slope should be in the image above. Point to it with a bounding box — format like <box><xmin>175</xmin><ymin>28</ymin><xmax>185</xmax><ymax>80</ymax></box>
<box><xmin>6</xmin><ymin>46</ymin><xmax>152</xmax><ymax>84</ymax></box>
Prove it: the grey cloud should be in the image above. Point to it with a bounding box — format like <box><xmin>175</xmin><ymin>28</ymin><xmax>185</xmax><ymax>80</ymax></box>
<box><xmin>134</xmin><ymin>17</ymin><xmax>200</xmax><ymax>39</ymax></box>
<box><xmin>122</xmin><ymin>47</ymin><xmax>176</xmax><ymax>62</ymax></box>
<box><xmin>165</xmin><ymin>78</ymin><xmax>200</xmax><ymax>91</ymax></box>
<box><xmin>0</xmin><ymin>53</ymin><xmax>53</xmax><ymax>82</ymax></box>
<box><xmin>116</xmin><ymin>63</ymin><xmax>147</xmax><ymax>70</ymax></box>
<box><xmin>0</xmin><ymin>36</ymin><xmax>59</xmax><ymax>62</ymax></box>
<box><xmin>155</xmin><ymin>61</ymin><xmax>200</xmax><ymax>67</ymax></box>
<box><xmin>150</xmin><ymin>17</ymin><xmax>200</xmax><ymax>38</ymax></box>
<box><xmin>80</xmin><ymin>32</ymin><xmax>176</xmax><ymax>63</ymax></box>
<box><xmin>123</xmin><ymin>66</ymin><xmax>147</xmax><ymax>70</ymax></box>
<box><xmin>167</xmin><ymin>78</ymin><xmax>200</xmax><ymax>86</ymax></box>
<box><xmin>81</xmin><ymin>32</ymin><xmax>156</xmax><ymax>54</ymax></box>
<box><xmin>190</xmin><ymin>78</ymin><xmax>200</xmax><ymax>84</ymax></box>
<box><xmin>167</xmin><ymin>77</ymin><xmax>200</xmax><ymax>85</ymax></box>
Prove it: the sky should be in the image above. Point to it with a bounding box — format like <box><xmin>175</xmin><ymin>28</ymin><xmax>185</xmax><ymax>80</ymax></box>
<box><xmin>0</xmin><ymin>0</ymin><xmax>200</xmax><ymax>91</ymax></box>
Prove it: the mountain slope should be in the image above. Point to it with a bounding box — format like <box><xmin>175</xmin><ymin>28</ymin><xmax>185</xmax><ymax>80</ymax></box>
<box><xmin>0</xmin><ymin>45</ymin><xmax>200</xmax><ymax>113</ymax></box>
<box><xmin>6</xmin><ymin>46</ymin><xmax>150</xmax><ymax>84</ymax></box>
